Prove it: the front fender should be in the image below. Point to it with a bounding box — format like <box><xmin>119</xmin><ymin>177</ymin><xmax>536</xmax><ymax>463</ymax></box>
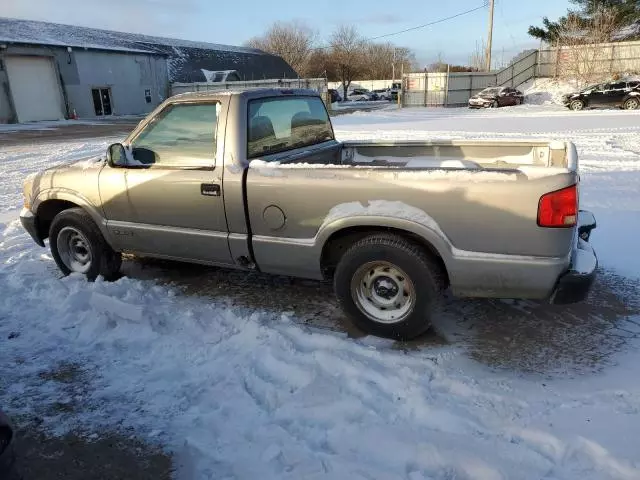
<box><xmin>33</xmin><ymin>189</ymin><xmax>112</xmax><ymax>242</ymax></box>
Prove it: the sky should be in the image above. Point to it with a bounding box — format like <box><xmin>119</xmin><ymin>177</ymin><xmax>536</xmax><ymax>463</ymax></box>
<box><xmin>3</xmin><ymin>0</ymin><xmax>572</xmax><ymax>67</ymax></box>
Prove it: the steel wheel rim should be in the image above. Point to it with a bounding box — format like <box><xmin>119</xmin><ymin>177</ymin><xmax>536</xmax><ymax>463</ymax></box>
<box><xmin>351</xmin><ymin>261</ymin><xmax>416</xmax><ymax>324</ymax></box>
<box><xmin>57</xmin><ymin>226</ymin><xmax>92</xmax><ymax>274</ymax></box>
<box><xmin>625</xmin><ymin>99</ymin><xmax>639</xmax><ymax>110</ymax></box>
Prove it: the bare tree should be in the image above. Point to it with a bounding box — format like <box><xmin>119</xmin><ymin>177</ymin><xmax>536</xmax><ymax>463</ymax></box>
<box><xmin>330</xmin><ymin>25</ymin><xmax>367</xmax><ymax>99</ymax></box>
<box><xmin>246</xmin><ymin>21</ymin><xmax>317</xmax><ymax>77</ymax></box>
<box><xmin>556</xmin><ymin>7</ymin><xmax>620</xmax><ymax>85</ymax></box>
<box><xmin>361</xmin><ymin>43</ymin><xmax>417</xmax><ymax>79</ymax></box>
<box><xmin>469</xmin><ymin>40</ymin><xmax>487</xmax><ymax>72</ymax></box>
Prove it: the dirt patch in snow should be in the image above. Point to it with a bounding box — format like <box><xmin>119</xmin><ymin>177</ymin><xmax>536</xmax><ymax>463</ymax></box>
<box><xmin>8</xmin><ymin>427</ymin><xmax>172</xmax><ymax>480</ymax></box>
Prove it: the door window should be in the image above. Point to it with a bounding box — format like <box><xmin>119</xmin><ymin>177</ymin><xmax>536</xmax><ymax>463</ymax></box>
<box><xmin>129</xmin><ymin>102</ymin><xmax>219</xmax><ymax>167</ymax></box>
<box><xmin>247</xmin><ymin>96</ymin><xmax>334</xmax><ymax>159</ymax></box>
<box><xmin>609</xmin><ymin>82</ymin><xmax>627</xmax><ymax>91</ymax></box>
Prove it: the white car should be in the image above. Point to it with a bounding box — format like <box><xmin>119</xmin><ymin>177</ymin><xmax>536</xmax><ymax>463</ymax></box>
<box><xmin>348</xmin><ymin>89</ymin><xmax>374</xmax><ymax>101</ymax></box>
<box><xmin>373</xmin><ymin>89</ymin><xmax>392</xmax><ymax>101</ymax></box>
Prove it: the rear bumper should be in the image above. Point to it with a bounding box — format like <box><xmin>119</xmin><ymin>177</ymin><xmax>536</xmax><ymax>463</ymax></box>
<box><xmin>20</xmin><ymin>208</ymin><xmax>44</xmax><ymax>247</ymax></box>
<box><xmin>550</xmin><ymin>210</ymin><xmax>598</xmax><ymax>305</ymax></box>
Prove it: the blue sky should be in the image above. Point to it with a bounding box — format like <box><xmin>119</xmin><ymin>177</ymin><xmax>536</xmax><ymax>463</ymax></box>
<box><xmin>5</xmin><ymin>0</ymin><xmax>571</xmax><ymax>66</ymax></box>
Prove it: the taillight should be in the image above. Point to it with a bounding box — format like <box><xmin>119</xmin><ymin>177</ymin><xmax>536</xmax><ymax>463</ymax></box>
<box><xmin>537</xmin><ymin>185</ymin><xmax>577</xmax><ymax>227</ymax></box>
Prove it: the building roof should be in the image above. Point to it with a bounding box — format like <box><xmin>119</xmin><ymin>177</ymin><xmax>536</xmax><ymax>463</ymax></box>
<box><xmin>0</xmin><ymin>17</ymin><xmax>298</xmax><ymax>82</ymax></box>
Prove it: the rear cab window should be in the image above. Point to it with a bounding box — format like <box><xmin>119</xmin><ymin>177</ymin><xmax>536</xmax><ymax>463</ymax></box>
<box><xmin>247</xmin><ymin>96</ymin><xmax>334</xmax><ymax>160</ymax></box>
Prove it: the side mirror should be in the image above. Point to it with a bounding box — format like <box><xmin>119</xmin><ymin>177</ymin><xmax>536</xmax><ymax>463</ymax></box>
<box><xmin>107</xmin><ymin>143</ymin><xmax>127</xmax><ymax>167</ymax></box>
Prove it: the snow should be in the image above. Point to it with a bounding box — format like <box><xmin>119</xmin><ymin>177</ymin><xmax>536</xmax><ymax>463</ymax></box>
<box><xmin>520</xmin><ymin>78</ymin><xmax>579</xmax><ymax>105</ymax></box>
<box><xmin>2</xmin><ymin>104</ymin><xmax>640</xmax><ymax>479</ymax></box>
<box><xmin>0</xmin><ymin>118</ymin><xmax>140</xmax><ymax>132</ymax></box>
<box><xmin>573</xmin><ymin>240</ymin><xmax>598</xmax><ymax>275</ymax></box>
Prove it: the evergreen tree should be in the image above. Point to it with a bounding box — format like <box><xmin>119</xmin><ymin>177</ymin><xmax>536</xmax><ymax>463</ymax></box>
<box><xmin>528</xmin><ymin>0</ymin><xmax>640</xmax><ymax>42</ymax></box>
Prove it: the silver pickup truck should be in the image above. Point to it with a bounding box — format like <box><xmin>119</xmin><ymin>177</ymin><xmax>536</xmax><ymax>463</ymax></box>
<box><xmin>20</xmin><ymin>88</ymin><xmax>597</xmax><ymax>339</ymax></box>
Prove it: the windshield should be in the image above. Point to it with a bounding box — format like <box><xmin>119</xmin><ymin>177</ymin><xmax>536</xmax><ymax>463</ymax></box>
<box><xmin>582</xmin><ymin>84</ymin><xmax>602</xmax><ymax>92</ymax></box>
<box><xmin>479</xmin><ymin>87</ymin><xmax>501</xmax><ymax>95</ymax></box>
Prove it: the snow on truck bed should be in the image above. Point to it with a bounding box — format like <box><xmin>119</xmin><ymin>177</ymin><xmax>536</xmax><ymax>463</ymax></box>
<box><xmin>1</xmin><ymin>104</ymin><xmax>640</xmax><ymax>479</ymax></box>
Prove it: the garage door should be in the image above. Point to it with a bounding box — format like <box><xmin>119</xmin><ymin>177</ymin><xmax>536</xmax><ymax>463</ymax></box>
<box><xmin>5</xmin><ymin>56</ymin><xmax>65</xmax><ymax>122</ymax></box>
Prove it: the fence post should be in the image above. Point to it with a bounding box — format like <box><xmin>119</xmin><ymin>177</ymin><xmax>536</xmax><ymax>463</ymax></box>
<box><xmin>445</xmin><ymin>64</ymin><xmax>450</xmax><ymax>107</ymax></box>
<box><xmin>610</xmin><ymin>44</ymin><xmax>616</xmax><ymax>75</ymax></box>
<box><xmin>554</xmin><ymin>40</ymin><xmax>560</xmax><ymax>79</ymax></box>
<box><xmin>423</xmin><ymin>70</ymin><xmax>428</xmax><ymax>107</ymax></box>
<box><xmin>511</xmin><ymin>64</ymin><xmax>515</xmax><ymax>87</ymax></box>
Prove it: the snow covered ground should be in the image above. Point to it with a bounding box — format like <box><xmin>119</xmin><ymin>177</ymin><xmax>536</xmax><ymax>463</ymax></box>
<box><xmin>1</xmin><ymin>104</ymin><xmax>640</xmax><ymax>479</ymax></box>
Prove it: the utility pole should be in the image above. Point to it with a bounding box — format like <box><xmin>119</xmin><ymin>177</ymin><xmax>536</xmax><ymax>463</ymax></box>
<box><xmin>392</xmin><ymin>48</ymin><xmax>396</xmax><ymax>86</ymax></box>
<box><xmin>486</xmin><ymin>0</ymin><xmax>495</xmax><ymax>71</ymax></box>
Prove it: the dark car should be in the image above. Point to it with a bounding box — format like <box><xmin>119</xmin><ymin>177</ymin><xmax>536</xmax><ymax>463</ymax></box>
<box><xmin>562</xmin><ymin>81</ymin><xmax>640</xmax><ymax>110</ymax></box>
<box><xmin>328</xmin><ymin>89</ymin><xmax>342</xmax><ymax>103</ymax></box>
<box><xmin>0</xmin><ymin>410</ymin><xmax>15</xmax><ymax>476</ymax></box>
<box><xmin>468</xmin><ymin>86</ymin><xmax>524</xmax><ymax>109</ymax></box>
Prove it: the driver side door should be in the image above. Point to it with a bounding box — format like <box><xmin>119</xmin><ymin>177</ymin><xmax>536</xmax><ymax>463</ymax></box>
<box><xmin>99</xmin><ymin>100</ymin><xmax>233</xmax><ymax>266</ymax></box>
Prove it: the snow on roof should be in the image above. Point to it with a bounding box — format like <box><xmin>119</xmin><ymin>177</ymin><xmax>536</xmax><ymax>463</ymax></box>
<box><xmin>0</xmin><ymin>17</ymin><xmax>299</xmax><ymax>83</ymax></box>
<box><xmin>200</xmin><ymin>69</ymin><xmax>240</xmax><ymax>82</ymax></box>
<box><xmin>612</xmin><ymin>21</ymin><xmax>640</xmax><ymax>41</ymax></box>
<box><xmin>0</xmin><ymin>17</ymin><xmax>262</xmax><ymax>54</ymax></box>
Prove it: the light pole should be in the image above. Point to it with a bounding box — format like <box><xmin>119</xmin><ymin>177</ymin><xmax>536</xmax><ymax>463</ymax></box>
<box><xmin>486</xmin><ymin>0</ymin><xmax>495</xmax><ymax>71</ymax></box>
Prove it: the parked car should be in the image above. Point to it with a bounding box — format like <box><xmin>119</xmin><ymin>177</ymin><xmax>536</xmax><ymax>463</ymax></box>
<box><xmin>562</xmin><ymin>81</ymin><xmax>640</xmax><ymax>110</ymax></box>
<box><xmin>373</xmin><ymin>89</ymin><xmax>392</xmax><ymax>101</ymax></box>
<box><xmin>348</xmin><ymin>88</ymin><xmax>376</xmax><ymax>101</ymax></box>
<box><xmin>328</xmin><ymin>89</ymin><xmax>342</xmax><ymax>103</ymax></box>
<box><xmin>469</xmin><ymin>86</ymin><xmax>524</xmax><ymax>108</ymax></box>
<box><xmin>0</xmin><ymin>410</ymin><xmax>15</xmax><ymax>476</ymax></box>
<box><xmin>21</xmin><ymin>88</ymin><xmax>597</xmax><ymax>340</ymax></box>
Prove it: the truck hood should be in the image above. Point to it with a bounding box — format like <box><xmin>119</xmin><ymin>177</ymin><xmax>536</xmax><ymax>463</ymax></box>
<box><xmin>25</xmin><ymin>155</ymin><xmax>106</xmax><ymax>201</ymax></box>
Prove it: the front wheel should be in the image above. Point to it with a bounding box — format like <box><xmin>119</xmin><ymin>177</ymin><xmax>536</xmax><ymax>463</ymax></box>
<box><xmin>49</xmin><ymin>208</ymin><xmax>122</xmax><ymax>281</ymax></box>
<box><xmin>490</xmin><ymin>100</ymin><xmax>499</xmax><ymax>108</ymax></box>
<box><xmin>334</xmin><ymin>234</ymin><xmax>445</xmax><ymax>340</ymax></box>
<box><xmin>570</xmin><ymin>99</ymin><xmax>585</xmax><ymax>111</ymax></box>
<box><xmin>623</xmin><ymin>98</ymin><xmax>639</xmax><ymax>110</ymax></box>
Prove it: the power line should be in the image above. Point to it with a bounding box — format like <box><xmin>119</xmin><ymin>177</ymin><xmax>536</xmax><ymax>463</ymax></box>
<box><xmin>367</xmin><ymin>2</ymin><xmax>489</xmax><ymax>41</ymax></box>
<box><xmin>281</xmin><ymin>2</ymin><xmax>490</xmax><ymax>54</ymax></box>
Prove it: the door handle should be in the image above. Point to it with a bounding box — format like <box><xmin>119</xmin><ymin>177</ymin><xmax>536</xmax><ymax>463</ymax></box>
<box><xmin>201</xmin><ymin>183</ymin><xmax>221</xmax><ymax>197</ymax></box>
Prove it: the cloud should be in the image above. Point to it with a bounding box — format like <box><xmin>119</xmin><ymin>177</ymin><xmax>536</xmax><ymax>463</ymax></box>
<box><xmin>361</xmin><ymin>13</ymin><xmax>406</xmax><ymax>25</ymax></box>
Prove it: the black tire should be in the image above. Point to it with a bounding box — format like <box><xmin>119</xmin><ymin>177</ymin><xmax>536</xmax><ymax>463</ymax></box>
<box><xmin>334</xmin><ymin>234</ymin><xmax>445</xmax><ymax>340</ymax></box>
<box><xmin>49</xmin><ymin>208</ymin><xmax>122</xmax><ymax>281</ymax></box>
<box><xmin>623</xmin><ymin>97</ymin><xmax>640</xmax><ymax>110</ymax></box>
<box><xmin>570</xmin><ymin>99</ymin><xmax>585</xmax><ymax>111</ymax></box>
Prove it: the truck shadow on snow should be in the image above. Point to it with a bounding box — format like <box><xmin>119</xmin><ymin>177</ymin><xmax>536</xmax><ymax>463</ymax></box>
<box><xmin>122</xmin><ymin>258</ymin><xmax>640</xmax><ymax>377</ymax></box>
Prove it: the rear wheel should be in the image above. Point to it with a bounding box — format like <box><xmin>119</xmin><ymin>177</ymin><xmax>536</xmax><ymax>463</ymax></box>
<box><xmin>623</xmin><ymin>97</ymin><xmax>639</xmax><ymax>110</ymax></box>
<box><xmin>49</xmin><ymin>208</ymin><xmax>122</xmax><ymax>281</ymax></box>
<box><xmin>334</xmin><ymin>234</ymin><xmax>445</xmax><ymax>340</ymax></box>
<box><xmin>570</xmin><ymin>99</ymin><xmax>585</xmax><ymax>111</ymax></box>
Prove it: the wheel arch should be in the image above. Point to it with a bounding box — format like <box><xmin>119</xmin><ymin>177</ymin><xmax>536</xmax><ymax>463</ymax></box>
<box><xmin>320</xmin><ymin>224</ymin><xmax>450</xmax><ymax>288</ymax></box>
<box><xmin>33</xmin><ymin>190</ymin><xmax>109</xmax><ymax>243</ymax></box>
